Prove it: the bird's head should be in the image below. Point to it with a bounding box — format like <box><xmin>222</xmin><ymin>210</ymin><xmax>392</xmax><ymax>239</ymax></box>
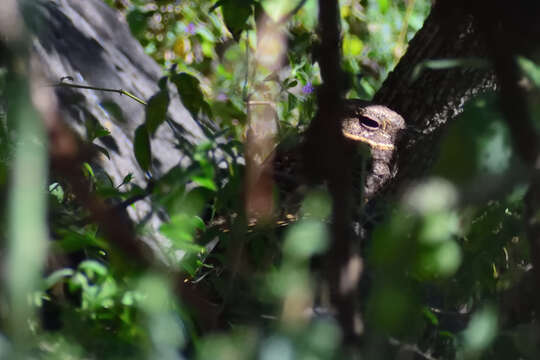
<box><xmin>340</xmin><ymin>99</ymin><xmax>406</xmax><ymax>152</ymax></box>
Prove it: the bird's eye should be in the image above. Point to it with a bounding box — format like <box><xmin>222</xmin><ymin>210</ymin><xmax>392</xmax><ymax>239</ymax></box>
<box><xmin>359</xmin><ymin>116</ymin><xmax>379</xmax><ymax>129</ymax></box>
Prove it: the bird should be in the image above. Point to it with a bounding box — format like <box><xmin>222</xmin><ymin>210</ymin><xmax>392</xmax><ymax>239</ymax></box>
<box><xmin>272</xmin><ymin>99</ymin><xmax>406</xmax><ymax>214</ymax></box>
<box><xmin>209</xmin><ymin>100</ymin><xmax>406</xmax><ymax>232</ymax></box>
<box><xmin>339</xmin><ymin>99</ymin><xmax>406</xmax><ymax>201</ymax></box>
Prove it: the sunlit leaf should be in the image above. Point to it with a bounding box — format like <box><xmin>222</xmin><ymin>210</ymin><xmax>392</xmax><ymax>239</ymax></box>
<box><xmin>191</xmin><ymin>175</ymin><xmax>217</xmax><ymax>191</ymax></box>
<box><xmin>160</xmin><ymin>214</ymin><xmax>205</xmax><ymax>253</ymax></box>
<box><xmin>377</xmin><ymin>0</ymin><xmax>390</xmax><ymax>13</ymax></box>
<box><xmin>82</xmin><ymin>162</ymin><xmax>95</xmax><ymax>179</ymax></box>
<box><xmin>259</xmin><ymin>336</ymin><xmax>294</xmax><ymax>360</ymax></box>
<box><xmin>261</xmin><ymin>0</ymin><xmax>297</xmax><ymax>22</ymax></box>
<box><xmin>461</xmin><ymin>305</ymin><xmax>498</xmax><ymax>355</ymax></box>
<box><xmin>422</xmin><ymin>307</ymin><xmax>439</xmax><ymax>326</ymax></box>
<box><xmin>518</xmin><ymin>56</ymin><xmax>540</xmax><ymax>87</ymax></box>
<box><xmin>78</xmin><ymin>260</ymin><xmax>108</xmax><ymax>278</ymax></box>
<box><xmin>402</xmin><ymin>177</ymin><xmax>458</xmax><ymax>214</ymax></box>
<box><xmin>411</xmin><ymin>58</ymin><xmax>490</xmax><ymax>82</ymax></box>
<box><xmin>343</xmin><ymin>34</ymin><xmax>363</xmax><ymax>57</ymax></box>
<box><xmin>415</xmin><ymin>240</ymin><xmax>462</xmax><ymax>278</ymax></box>
<box><xmin>283</xmin><ymin>220</ymin><xmax>329</xmax><ymax>260</ymax></box>
<box><xmin>418</xmin><ymin>211</ymin><xmax>459</xmax><ymax>244</ymax></box>
<box><xmin>49</xmin><ymin>182</ymin><xmax>64</xmax><ymax>203</ymax></box>
<box><xmin>43</xmin><ymin>268</ymin><xmax>75</xmax><ymax>290</ymax></box>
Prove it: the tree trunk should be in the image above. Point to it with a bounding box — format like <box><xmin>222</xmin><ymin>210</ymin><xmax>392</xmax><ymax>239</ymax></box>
<box><xmin>372</xmin><ymin>2</ymin><xmax>496</xmax><ymax>198</ymax></box>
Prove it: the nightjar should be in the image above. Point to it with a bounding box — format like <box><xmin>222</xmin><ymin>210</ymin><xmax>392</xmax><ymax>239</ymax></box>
<box><xmin>272</xmin><ymin>99</ymin><xmax>405</xmax><ymax>217</ymax></box>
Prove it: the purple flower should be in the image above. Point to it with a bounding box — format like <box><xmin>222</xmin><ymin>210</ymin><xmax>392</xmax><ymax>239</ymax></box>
<box><xmin>302</xmin><ymin>82</ymin><xmax>314</xmax><ymax>94</ymax></box>
<box><xmin>185</xmin><ymin>23</ymin><xmax>196</xmax><ymax>35</ymax></box>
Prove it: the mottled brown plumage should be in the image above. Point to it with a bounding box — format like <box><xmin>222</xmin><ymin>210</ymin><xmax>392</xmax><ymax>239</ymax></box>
<box><xmin>341</xmin><ymin>99</ymin><xmax>406</xmax><ymax>200</ymax></box>
<box><xmin>341</xmin><ymin>100</ymin><xmax>406</xmax><ymax>151</ymax></box>
<box><xmin>271</xmin><ymin>99</ymin><xmax>405</xmax><ymax>218</ymax></box>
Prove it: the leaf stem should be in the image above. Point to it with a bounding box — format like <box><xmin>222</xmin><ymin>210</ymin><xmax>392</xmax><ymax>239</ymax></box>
<box><xmin>50</xmin><ymin>81</ymin><xmax>148</xmax><ymax>106</ymax></box>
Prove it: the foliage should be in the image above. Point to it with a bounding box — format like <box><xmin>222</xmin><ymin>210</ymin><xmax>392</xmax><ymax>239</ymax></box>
<box><xmin>2</xmin><ymin>0</ymin><xmax>540</xmax><ymax>359</ymax></box>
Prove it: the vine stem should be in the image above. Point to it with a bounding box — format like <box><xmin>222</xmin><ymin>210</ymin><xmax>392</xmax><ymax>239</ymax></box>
<box><xmin>49</xmin><ymin>80</ymin><xmax>147</xmax><ymax>106</ymax></box>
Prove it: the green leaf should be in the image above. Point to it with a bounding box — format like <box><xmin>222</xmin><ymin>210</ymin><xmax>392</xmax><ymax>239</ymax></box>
<box><xmin>415</xmin><ymin>240</ymin><xmax>462</xmax><ymax>278</ymax></box>
<box><xmin>285</xmin><ymin>80</ymin><xmax>298</xmax><ymax>89</ymax></box>
<box><xmin>49</xmin><ymin>182</ymin><xmax>64</xmax><ymax>203</ymax></box>
<box><xmin>160</xmin><ymin>214</ymin><xmax>205</xmax><ymax>253</ymax></box>
<box><xmin>343</xmin><ymin>34</ymin><xmax>364</xmax><ymax>57</ymax></box>
<box><xmin>171</xmin><ymin>72</ymin><xmax>209</xmax><ymax>119</ymax></box>
<box><xmin>418</xmin><ymin>211</ymin><xmax>459</xmax><ymax>244</ymax></box>
<box><xmin>518</xmin><ymin>56</ymin><xmax>540</xmax><ymax>87</ymax></box>
<box><xmin>191</xmin><ymin>175</ymin><xmax>217</xmax><ymax>191</ymax></box>
<box><xmin>261</xmin><ymin>0</ymin><xmax>297</xmax><ymax>22</ymax></box>
<box><xmin>43</xmin><ymin>268</ymin><xmax>75</xmax><ymax>290</ymax></box>
<box><xmin>283</xmin><ymin>220</ymin><xmax>329</xmax><ymax>260</ymax></box>
<box><xmin>209</xmin><ymin>0</ymin><xmax>226</xmax><ymax>12</ymax></box>
<box><xmin>127</xmin><ymin>8</ymin><xmax>154</xmax><ymax>39</ymax></box>
<box><xmin>377</xmin><ymin>0</ymin><xmax>390</xmax><ymax>13</ymax></box>
<box><xmin>93</xmin><ymin>143</ymin><xmax>110</xmax><ymax>160</ymax></box>
<box><xmin>220</xmin><ymin>0</ymin><xmax>253</xmax><ymax>40</ymax></box>
<box><xmin>57</xmin><ymin>228</ymin><xmax>108</xmax><ymax>252</ymax></box>
<box><xmin>210</xmin><ymin>99</ymin><xmax>246</xmax><ymax>125</ymax></box>
<box><xmin>145</xmin><ymin>89</ymin><xmax>170</xmax><ymax>134</ymax></box>
<box><xmin>287</xmin><ymin>92</ymin><xmax>298</xmax><ymax>112</ymax></box>
<box><xmin>78</xmin><ymin>260</ymin><xmax>108</xmax><ymax>278</ymax></box>
<box><xmin>422</xmin><ymin>307</ymin><xmax>439</xmax><ymax>326</ymax></box>
<box><xmin>462</xmin><ymin>305</ymin><xmax>498</xmax><ymax>355</ymax></box>
<box><xmin>411</xmin><ymin>58</ymin><xmax>490</xmax><ymax>83</ymax></box>
<box><xmin>368</xmin><ymin>285</ymin><xmax>420</xmax><ymax>335</ymax></box>
<box><xmin>119</xmin><ymin>173</ymin><xmax>133</xmax><ymax>187</ymax></box>
<box><xmin>85</xmin><ymin>113</ymin><xmax>111</xmax><ymax>141</ymax></box>
<box><xmin>134</xmin><ymin>124</ymin><xmax>152</xmax><ymax>171</ymax></box>
<box><xmin>402</xmin><ymin>178</ymin><xmax>458</xmax><ymax>214</ymax></box>
<box><xmin>82</xmin><ymin>162</ymin><xmax>95</xmax><ymax>179</ymax></box>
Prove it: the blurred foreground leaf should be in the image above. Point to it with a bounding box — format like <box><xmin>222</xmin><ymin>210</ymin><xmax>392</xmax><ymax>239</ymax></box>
<box><xmin>6</xmin><ymin>74</ymin><xmax>48</xmax><ymax>346</ymax></box>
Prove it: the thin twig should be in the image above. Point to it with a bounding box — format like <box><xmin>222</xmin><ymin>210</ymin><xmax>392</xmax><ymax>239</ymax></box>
<box><xmin>393</xmin><ymin>0</ymin><xmax>416</xmax><ymax>59</ymax></box>
<box><xmin>117</xmin><ymin>180</ymin><xmax>155</xmax><ymax>209</ymax></box>
<box><xmin>50</xmin><ymin>80</ymin><xmax>147</xmax><ymax>105</ymax></box>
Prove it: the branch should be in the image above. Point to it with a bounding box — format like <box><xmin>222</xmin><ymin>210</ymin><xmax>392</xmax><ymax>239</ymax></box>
<box><xmin>302</xmin><ymin>0</ymin><xmax>361</xmax><ymax>343</ymax></box>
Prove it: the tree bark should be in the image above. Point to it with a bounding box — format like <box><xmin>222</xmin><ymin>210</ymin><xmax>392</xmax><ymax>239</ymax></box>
<box><xmin>372</xmin><ymin>1</ymin><xmax>497</xmax><ymax>198</ymax></box>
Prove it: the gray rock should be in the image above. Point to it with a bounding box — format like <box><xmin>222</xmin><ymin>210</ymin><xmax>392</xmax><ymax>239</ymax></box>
<box><xmin>22</xmin><ymin>0</ymin><xmax>210</xmax><ymax>260</ymax></box>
